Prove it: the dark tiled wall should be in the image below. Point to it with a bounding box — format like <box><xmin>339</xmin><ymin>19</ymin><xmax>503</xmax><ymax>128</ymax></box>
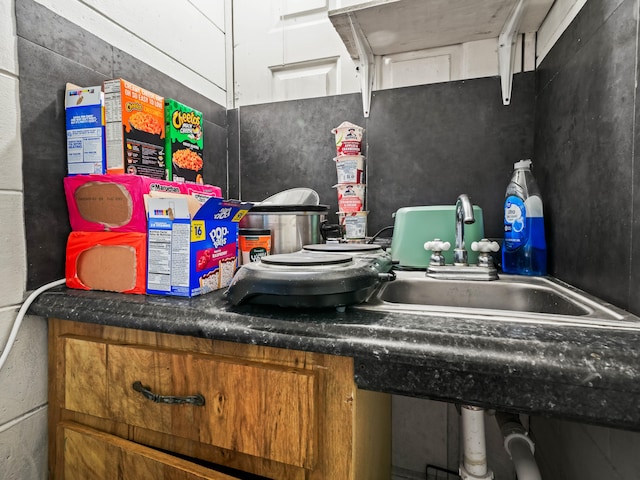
<box><xmin>17</xmin><ymin>0</ymin><xmax>227</xmax><ymax>289</ymax></box>
<box><xmin>231</xmin><ymin>74</ymin><xmax>535</xmax><ymax>238</ymax></box>
<box><xmin>535</xmin><ymin>0</ymin><xmax>639</xmax><ymax>313</ymax></box>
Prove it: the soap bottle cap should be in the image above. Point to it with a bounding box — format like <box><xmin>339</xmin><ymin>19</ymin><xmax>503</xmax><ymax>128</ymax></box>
<box><xmin>514</xmin><ymin>159</ymin><xmax>532</xmax><ymax>170</ymax></box>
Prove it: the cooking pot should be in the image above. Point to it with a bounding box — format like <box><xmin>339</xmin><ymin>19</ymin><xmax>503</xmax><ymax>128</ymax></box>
<box><xmin>240</xmin><ymin>205</ymin><xmax>339</xmax><ymax>254</ymax></box>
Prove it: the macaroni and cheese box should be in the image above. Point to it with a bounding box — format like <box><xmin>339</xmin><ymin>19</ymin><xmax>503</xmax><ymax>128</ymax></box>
<box><xmin>103</xmin><ymin>79</ymin><xmax>166</xmax><ymax>179</ymax></box>
<box><xmin>146</xmin><ymin>196</ymin><xmax>252</xmax><ymax>297</ymax></box>
<box><xmin>65</xmin><ymin>84</ymin><xmax>106</xmax><ymax>175</ymax></box>
<box><xmin>165</xmin><ymin>98</ymin><xmax>204</xmax><ymax>183</ymax></box>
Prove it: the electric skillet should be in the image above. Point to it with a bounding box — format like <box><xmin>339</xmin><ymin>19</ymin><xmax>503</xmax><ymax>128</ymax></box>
<box><xmin>225</xmin><ymin>243</ymin><xmax>395</xmax><ymax>309</ymax></box>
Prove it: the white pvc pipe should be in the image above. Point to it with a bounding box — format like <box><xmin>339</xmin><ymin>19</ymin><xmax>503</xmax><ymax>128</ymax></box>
<box><xmin>506</xmin><ymin>434</ymin><xmax>542</xmax><ymax>480</ymax></box>
<box><xmin>496</xmin><ymin>412</ymin><xmax>541</xmax><ymax>480</ymax></box>
<box><xmin>460</xmin><ymin>406</ymin><xmax>494</xmax><ymax>480</ymax></box>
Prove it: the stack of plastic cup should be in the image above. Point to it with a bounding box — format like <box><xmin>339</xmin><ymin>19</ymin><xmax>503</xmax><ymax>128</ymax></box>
<box><xmin>331</xmin><ymin>121</ymin><xmax>367</xmax><ymax>241</ymax></box>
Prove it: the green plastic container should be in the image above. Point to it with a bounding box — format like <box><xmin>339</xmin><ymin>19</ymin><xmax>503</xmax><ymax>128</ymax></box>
<box><xmin>390</xmin><ymin>205</ymin><xmax>485</xmax><ymax>268</ymax></box>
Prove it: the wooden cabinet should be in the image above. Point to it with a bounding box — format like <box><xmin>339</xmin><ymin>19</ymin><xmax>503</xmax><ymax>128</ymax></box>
<box><xmin>59</xmin><ymin>422</ymin><xmax>241</xmax><ymax>480</ymax></box>
<box><xmin>49</xmin><ymin>319</ymin><xmax>391</xmax><ymax>479</ymax></box>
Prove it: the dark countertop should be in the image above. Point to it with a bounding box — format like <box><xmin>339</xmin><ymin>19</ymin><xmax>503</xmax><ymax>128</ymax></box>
<box><xmin>30</xmin><ymin>284</ymin><xmax>640</xmax><ymax>432</ymax></box>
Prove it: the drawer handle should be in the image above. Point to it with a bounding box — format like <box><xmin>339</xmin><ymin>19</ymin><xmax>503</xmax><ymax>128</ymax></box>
<box><xmin>132</xmin><ymin>381</ymin><xmax>205</xmax><ymax>406</ymax></box>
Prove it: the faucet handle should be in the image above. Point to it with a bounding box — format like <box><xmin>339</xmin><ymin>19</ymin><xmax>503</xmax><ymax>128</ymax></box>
<box><xmin>424</xmin><ymin>239</ymin><xmax>451</xmax><ymax>252</ymax></box>
<box><xmin>471</xmin><ymin>239</ymin><xmax>500</xmax><ymax>253</ymax></box>
<box><xmin>424</xmin><ymin>239</ymin><xmax>450</xmax><ymax>267</ymax></box>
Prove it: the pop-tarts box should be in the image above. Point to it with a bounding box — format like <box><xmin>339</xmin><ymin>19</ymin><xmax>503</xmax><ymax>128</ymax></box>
<box><xmin>65</xmin><ymin>84</ymin><xmax>106</xmax><ymax>175</ymax></box>
<box><xmin>146</xmin><ymin>196</ymin><xmax>252</xmax><ymax>297</ymax></box>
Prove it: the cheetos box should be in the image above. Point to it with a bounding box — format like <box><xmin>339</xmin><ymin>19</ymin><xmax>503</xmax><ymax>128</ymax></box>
<box><xmin>64</xmin><ymin>174</ymin><xmax>184</xmax><ymax>232</ymax></box>
<box><xmin>165</xmin><ymin>98</ymin><xmax>204</xmax><ymax>184</ymax></box>
<box><xmin>146</xmin><ymin>196</ymin><xmax>253</xmax><ymax>297</ymax></box>
<box><xmin>66</xmin><ymin>231</ymin><xmax>147</xmax><ymax>294</ymax></box>
<box><xmin>103</xmin><ymin>79</ymin><xmax>166</xmax><ymax>179</ymax></box>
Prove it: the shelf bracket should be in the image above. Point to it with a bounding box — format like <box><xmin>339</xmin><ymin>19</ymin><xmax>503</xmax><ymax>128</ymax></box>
<box><xmin>347</xmin><ymin>13</ymin><xmax>375</xmax><ymax>117</ymax></box>
<box><xmin>498</xmin><ymin>0</ymin><xmax>527</xmax><ymax>105</ymax></box>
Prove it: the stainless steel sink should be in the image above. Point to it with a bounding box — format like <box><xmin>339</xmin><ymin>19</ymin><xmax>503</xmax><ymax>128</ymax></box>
<box><xmin>356</xmin><ymin>271</ymin><xmax>640</xmax><ymax>329</ymax></box>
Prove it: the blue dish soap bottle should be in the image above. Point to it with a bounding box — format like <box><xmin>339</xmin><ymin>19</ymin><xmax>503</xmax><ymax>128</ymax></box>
<box><xmin>502</xmin><ymin>159</ymin><xmax>547</xmax><ymax>275</ymax></box>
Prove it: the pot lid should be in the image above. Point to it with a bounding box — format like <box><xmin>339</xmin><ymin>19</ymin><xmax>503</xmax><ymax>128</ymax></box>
<box><xmin>239</xmin><ymin>228</ymin><xmax>271</xmax><ymax>236</ymax></box>
<box><xmin>249</xmin><ymin>204</ymin><xmax>329</xmax><ymax>213</ymax></box>
<box><xmin>261</xmin><ymin>188</ymin><xmax>320</xmax><ymax>205</ymax></box>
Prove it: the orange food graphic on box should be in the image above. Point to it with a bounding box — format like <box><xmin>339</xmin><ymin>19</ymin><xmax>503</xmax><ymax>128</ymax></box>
<box><xmin>129</xmin><ymin>111</ymin><xmax>163</xmax><ymax>135</ymax></box>
<box><xmin>173</xmin><ymin>148</ymin><xmax>204</xmax><ymax>171</ymax></box>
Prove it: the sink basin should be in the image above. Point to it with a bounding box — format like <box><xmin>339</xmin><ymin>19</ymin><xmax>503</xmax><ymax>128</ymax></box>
<box><xmin>356</xmin><ymin>271</ymin><xmax>640</xmax><ymax>329</ymax></box>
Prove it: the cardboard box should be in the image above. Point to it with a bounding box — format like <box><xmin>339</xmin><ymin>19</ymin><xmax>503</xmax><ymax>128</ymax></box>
<box><xmin>66</xmin><ymin>231</ymin><xmax>147</xmax><ymax>294</ymax></box>
<box><xmin>181</xmin><ymin>183</ymin><xmax>223</xmax><ymax>204</ymax></box>
<box><xmin>165</xmin><ymin>98</ymin><xmax>204</xmax><ymax>183</ymax></box>
<box><xmin>64</xmin><ymin>174</ymin><xmax>223</xmax><ymax>233</ymax></box>
<box><xmin>103</xmin><ymin>79</ymin><xmax>166</xmax><ymax>179</ymax></box>
<box><xmin>146</xmin><ymin>196</ymin><xmax>252</xmax><ymax>297</ymax></box>
<box><xmin>65</xmin><ymin>84</ymin><xmax>106</xmax><ymax>175</ymax></box>
<box><xmin>64</xmin><ymin>174</ymin><xmax>180</xmax><ymax>232</ymax></box>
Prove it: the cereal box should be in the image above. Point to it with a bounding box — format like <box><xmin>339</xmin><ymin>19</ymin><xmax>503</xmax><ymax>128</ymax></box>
<box><xmin>146</xmin><ymin>196</ymin><xmax>253</xmax><ymax>297</ymax></box>
<box><xmin>65</xmin><ymin>84</ymin><xmax>106</xmax><ymax>175</ymax></box>
<box><xmin>103</xmin><ymin>79</ymin><xmax>166</xmax><ymax>179</ymax></box>
<box><xmin>165</xmin><ymin>98</ymin><xmax>204</xmax><ymax>183</ymax></box>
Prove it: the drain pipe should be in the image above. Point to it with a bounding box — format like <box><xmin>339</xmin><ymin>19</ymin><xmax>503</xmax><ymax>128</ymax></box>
<box><xmin>459</xmin><ymin>405</ymin><xmax>494</xmax><ymax>480</ymax></box>
<box><xmin>495</xmin><ymin>412</ymin><xmax>541</xmax><ymax>480</ymax></box>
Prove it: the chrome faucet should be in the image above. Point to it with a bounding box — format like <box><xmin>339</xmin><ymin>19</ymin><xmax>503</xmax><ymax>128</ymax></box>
<box><xmin>454</xmin><ymin>194</ymin><xmax>474</xmax><ymax>265</ymax></box>
<box><xmin>423</xmin><ymin>194</ymin><xmax>499</xmax><ymax>281</ymax></box>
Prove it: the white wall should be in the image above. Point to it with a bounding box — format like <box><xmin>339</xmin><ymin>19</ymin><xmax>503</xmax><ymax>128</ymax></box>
<box><xmin>33</xmin><ymin>0</ymin><xmax>229</xmax><ymax>107</ymax></box>
<box><xmin>536</xmin><ymin>0</ymin><xmax>589</xmax><ymax>64</ymax></box>
<box><xmin>232</xmin><ymin>0</ymin><xmax>361</xmax><ymax>107</ymax></box>
<box><xmin>0</xmin><ymin>0</ymin><xmax>46</xmax><ymax>477</ymax></box>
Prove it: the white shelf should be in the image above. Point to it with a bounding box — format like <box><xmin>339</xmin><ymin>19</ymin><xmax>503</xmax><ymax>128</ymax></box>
<box><xmin>329</xmin><ymin>0</ymin><xmax>554</xmax><ymax>114</ymax></box>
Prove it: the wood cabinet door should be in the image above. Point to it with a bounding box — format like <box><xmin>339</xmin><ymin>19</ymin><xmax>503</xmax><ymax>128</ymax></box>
<box><xmin>60</xmin><ymin>422</ymin><xmax>242</xmax><ymax>480</ymax></box>
<box><xmin>62</xmin><ymin>337</ymin><xmax>318</xmax><ymax>469</ymax></box>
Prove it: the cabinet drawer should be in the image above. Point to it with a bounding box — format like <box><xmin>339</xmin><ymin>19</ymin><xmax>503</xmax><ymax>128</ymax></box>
<box><xmin>60</xmin><ymin>421</ymin><xmax>242</xmax><ymax>480</ymax></box>
<box><xmin>62</xmin><ymin>337</ymin><xmax>317</xmax><ymax>469</ymax></box>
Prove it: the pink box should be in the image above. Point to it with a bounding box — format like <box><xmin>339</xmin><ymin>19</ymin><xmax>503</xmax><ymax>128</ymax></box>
<box><xmin>181</xmin><ymin>183</ymin><xmax>223</xmax><ymax>204</ymax></box>
<box><xmin>64</xmin><ymin>174</ymin><xmax>222</xmax><ymax>232</ymax></box>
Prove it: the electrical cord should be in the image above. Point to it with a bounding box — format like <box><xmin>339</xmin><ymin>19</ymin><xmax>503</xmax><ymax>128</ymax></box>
<box><xmin>0</xmin><ymin>278</ymin><xmax>66</xmax><ymax>372</ymax></box>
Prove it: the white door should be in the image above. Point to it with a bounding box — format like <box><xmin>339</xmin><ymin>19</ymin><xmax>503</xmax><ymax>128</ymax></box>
<box><xmin>232</xmin><ymin>0</ymin><xmax>360</xmax><ymax>107</ymax></box>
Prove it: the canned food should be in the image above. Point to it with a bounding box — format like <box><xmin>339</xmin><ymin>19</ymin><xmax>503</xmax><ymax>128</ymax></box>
<box><xmin>238</xmin><ymin>228</ymin><xmax>271</xmax><ymax>264</ymax></box>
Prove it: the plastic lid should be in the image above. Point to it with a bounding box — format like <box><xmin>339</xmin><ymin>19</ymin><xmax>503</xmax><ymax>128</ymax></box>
<box><xmin>249</xmin><ymin>204</ymin><xmax>329</xmax><ymax>213</ymax></box>
<box><xmin>239</xmin><ymin>228</ymin><xmax>271</xmax><ymax>236</ymax></box>
<box><xmin>514</xmin><ymin>159</ymin><xmax>532</xmax><ymax>170</ymax></box>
